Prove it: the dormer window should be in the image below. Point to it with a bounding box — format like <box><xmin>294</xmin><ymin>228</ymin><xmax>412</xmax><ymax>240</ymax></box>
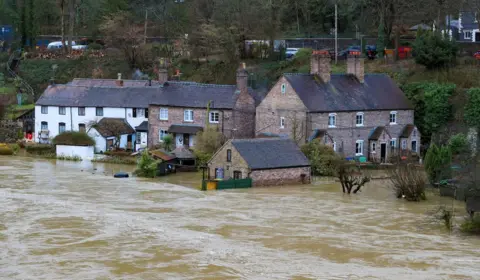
<box><xmin>356</xmin><ymin>112</ymin><xmax>364</xmax><ymax>126</ymax></box>
<box><xmin>281</xmin><ymin>83</ymin><xmax>286</xmax><ymax>95</ymax></box>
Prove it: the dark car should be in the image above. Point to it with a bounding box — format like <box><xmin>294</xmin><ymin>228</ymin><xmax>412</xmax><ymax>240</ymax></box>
<box><xmin>365</xmin><ymin>45</ymin><xmax>377</xmax><ymax>60</ymax></box>
<box><xmin>474</xmin><ymin>50</ymin><xmax>480</xmax><ymax>60</ymax></box>
<box><xmin>337</xmin><ymin>45</ymin><xmax>361</xmax><ymax>59</ymax></box>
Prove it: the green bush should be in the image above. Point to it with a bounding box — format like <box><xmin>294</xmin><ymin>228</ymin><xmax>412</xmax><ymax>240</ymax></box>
<box><xmin>52</xmin><ymin>131</ymin><xmax>95</xmax><ymax>146</ymax></box>
<box><xmin>424</xmin><ymin>143</ymin><xmax>452</xmax><ymax>184</ymax></box>
<box><xmin>134</xmin><ymin>149</ymin><xmax>158</xmax><ymax>178</ymax></box>
<box><xmin>25</xmin><ymin>144</ymin><xmax>55</xmax><ymax>155</ymax></box>
<box><xmin>56</xmin><ymin>155</ymin><xmax>82</xmax><ymax>161</ymax></box>
<box><xmin>88</xmin><ymin>43</ymin><xmax>103</xmax><ymax>50</ymax></box>
<box><xmin>464</xmin><ymin>88</ymin><xmax>480</xmax><ymax>128</ymax></box>
<box><xmin>193</xmin><ymin>149</ymin><xmax>212</xmax><ymax>168</ymax></box>
<box><xmin>0</xmin><ymin>146</ymin><xmax>14</xmax><ymax>155</ymax></box>
<box><xmin>8</xmin><ymin>143</ymin><xmax>19</xmax><ymax>155</ymax></box>
<box><xmin>92</xmin><ymin>156</ymin><xmax>137</xmax><ymax>165</ymax></box>
<box><xmin>413</xmin><ymin>31</ymin><xmax>458</xmax><ymax>69</ymax></box>
<box><xmin>301</xmin><ymin>140</ymin><xmax>340</xmax><ymax>176</ymax></box>
<box><xmin>460</xmin><ymin>215</ymin><xmax>480</xmax><ymax>234</ymax></box>
<box><xmin>448</xmin><ymin>133</ymin><xmax>468</xmax><ymax>155</ymax></box>
<box><xmin>389</xmin><ymin>163</ymin><xmax>427</xmax><ymax>201</ymax></box>
<box><xmin>104</xmin><ymin>150</ymin><xmax>132</xmax><ymax>157</ymax></box>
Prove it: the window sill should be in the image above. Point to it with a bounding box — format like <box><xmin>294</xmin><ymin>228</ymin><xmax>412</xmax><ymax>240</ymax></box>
<box><xmin>355</xmin><ymin>124</ymin><xmax>364</xmax><ymax>127</ymax></box>
<box><xmin>159</xmin><ymin>119</ymin><xmax>169</xmax><ymax>121</ymax></box>
<box><xmin>183</xmin><ymin>120</ymin><xmax>194</xmax><ymax>123</ymax></box>
<box><xmin>389</xmin><ymin>122</ymin><xmax>397</xmax><ymax>125</ymax></box>
<box><xmin>280</xmin><ymin>126</ymin><xmax>285</xmax><ymax>129</ymax></box>
<box><xmin>209</xmin><ymin>121</ymin><xmax>219</xmax><ymax>124</ymax></box>
<box><xmin>355</xmin><ymin>153</ymin><xmax>363</xmax><ymax>156</ymax></box>
<box><xmin>328</xmin><ymin>125</ymin><xmax>336</xmax><ymax>128</ymax></box>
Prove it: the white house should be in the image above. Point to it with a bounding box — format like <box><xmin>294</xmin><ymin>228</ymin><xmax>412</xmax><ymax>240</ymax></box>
<box><xmin>34</xmin><ymin>77</ymin><xmax>153</xmax><ymax>151</ymax></box>
<box><xmin>87</xmin><ymin>118</ymin><xmax>135</xmax><ymax>153</ymax></box>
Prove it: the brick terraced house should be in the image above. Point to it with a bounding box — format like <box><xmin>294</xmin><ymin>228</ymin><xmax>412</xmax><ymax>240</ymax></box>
<box><xmin>255</xmin><ymin>51</ymin><xmax>421</xmax><ymax>162</ymax></box>
<box><xmin>208</xmin><ymin>138</ymin><xmax>311</xmax><ymax>186</ymax></box>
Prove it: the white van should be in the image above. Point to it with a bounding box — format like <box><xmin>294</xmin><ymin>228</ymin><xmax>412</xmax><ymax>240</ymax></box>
<box><xmin>47</xmin><ymin>41</ymin><xmax>76</xmax><ymax>50</ymax></box>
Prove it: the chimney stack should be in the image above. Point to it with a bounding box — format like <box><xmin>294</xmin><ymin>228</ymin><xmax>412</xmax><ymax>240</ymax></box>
<box><xmin>116</xmin><ymin>73</ymin><xmax>124</xmax><ymax>86</ymax></box>
<box><xmin>347</xmin><ymin>52</ymin><xmax>364</xmax><ymax>83</ymax></box>
<box><xmin>236</xmin><ymin>62</ymin><xmax>248</xmax><ymax>92</ymax></box>
<box><xmin>310</xmin><ymin>50</ymin><xmax>331</xmax><ymax>83</ymax></box>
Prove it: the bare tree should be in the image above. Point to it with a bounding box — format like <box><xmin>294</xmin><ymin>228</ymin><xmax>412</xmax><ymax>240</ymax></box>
<box><xmin>287</xmin><ymin>111</ymin><xmax>305</xmax><ymax>145</ymax></box>
<box><xmin>337</xmin><ymin>161</ymin><xmax>371</xmax><ymax>194</ymax></box>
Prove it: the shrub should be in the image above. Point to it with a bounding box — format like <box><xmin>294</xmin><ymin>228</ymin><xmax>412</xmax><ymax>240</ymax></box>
<box><xmin>104</xmin><ymin>150</ymin><xmax>132</xmax><ymax>157</ymax></box>
<box><xmin>424</xmin><ymin>144</ymin><xmax>452</xmax><ymax>184</ymax></box>
<box><xmin>389</xmin><ymin>163</ymin><xmax>427</xmax><ymax>201</ymax></box>
<box><xmin>25</xmin><ymin>144</ymin><xmax>56</xmax><ymax>155</ymax></box>
<box><xmin>413</xmin><ymin>31</ymin><xmax>458</xmax><ymax>69</ymax></box>
<box><xmin>193</xmin><ymin>149</ymin><xmax>213</xmax><ymax>168</ymax></box>
<box><xmin>88</xmin><ymin>43</ymin><xmax>103</xmax><ymax>50</ymax></box>
<box><xmin>56</xmin><ymin>155</ymin><xmax>82</xmax><ymax>161</ymax></box>
<box><xmin>0</xmin><ymin>146</ymin><xmax>13</xmax><ymax>155</ymax></box>
<box><xmin>52</xmin><ymin>131</ymin><xmax>95</xmax><ymax>146</ymax></box>
<box><xmin>8</xmin><ymin>143</ymin><xmax>19</xmax><ymax>155</ymax></box>
<box><xmin>337</xmin><ymin>160</ymin><xmax>371</xmax><ymax>194</ymax></box>
<box><xmin>301</xmin><ymin>140</ymin><xmax>340</xmax><ymax>176</ymax></box>
<box><xmin>134</xmin><ymin>149</ymin><xmax>158</xmax><ymax>178</ymax></box>
<box><xmin>162</xmin><ymin>134</ymin><xmax>174</xmax><ymax>151</ymax></box>
<box><xmin>195</xmin><ymin>127</ymin><xmax>225</xmax><ymax>155</ymax></box>
<box><xmin>460</xmin><ymin>215</ymin><xmax>480</xmax><ymax>234</ymax></box>
<box><xmin>448</xmin><ymin>133</ymin><xmax>468</xmax><ymax>155</ymax></box>
<box><xmin>92</xmin><ymin>156</ymin><xmax>137</xmax><ymax>165</ymax></box>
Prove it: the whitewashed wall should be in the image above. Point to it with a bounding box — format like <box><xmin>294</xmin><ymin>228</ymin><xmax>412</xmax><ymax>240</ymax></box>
<box><xmin>56</xmin><ymin>145</ymin><xmax>94</xmax><ymax>159</ymax></box>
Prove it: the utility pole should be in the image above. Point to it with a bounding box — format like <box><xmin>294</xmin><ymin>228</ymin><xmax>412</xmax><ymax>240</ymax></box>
<box><xmin>335</xmin><ymin>4</ymin><xmax>338</xmax><ymax>65</ymax></box>
<box><xmin>144</xmin><ymin>9</ymin><xmax>148</xmax><ymax>44</ymax></box>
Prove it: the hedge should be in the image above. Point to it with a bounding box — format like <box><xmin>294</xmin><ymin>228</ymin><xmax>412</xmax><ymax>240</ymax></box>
<box><xmin>52</xmin><ymin>131</ymin><xmax>95</xmax><ymax>146</ymax></box>
<box><xmin>25</xmin><ymin>144</ymin><xmax>55</xmax><ymax>155</ymax></box>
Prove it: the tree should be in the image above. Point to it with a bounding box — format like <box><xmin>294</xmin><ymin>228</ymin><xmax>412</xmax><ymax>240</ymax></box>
<box><xmin>134</xmin><ymin>149</ymin><xmax>158</xmax><ymax>178</ymax></box>
<box><xmin>301</xmin><ymin>140</ymin><xmax>339</xmax><ymax>176</ymax></box>
<box><xmin>193</xmin><ymin>126</ymin><xmax>226</xmax><ymax>167</ymax></box>
<box><xmin>389</xmin><ymin>163</ymin><xmax>427</xmax><ymax>201</ymax></box>
<box><xmin>424</xmin><ymin>143</ymin><xmax>452</xmax><ymax>184</ymax></box>
<box><xmin>162</xmin><ymin>134</ymin><xmax>173</xmax><ymax>151</ymax></box>
<box><xmin>337</xmin><ymin>160</ymin><xmax>371</xmax><ymax>194</ymax></box>
<box><xmin>413</xmin><ymin>31</ymin><xmax>458</xmax><ymax>69</ymax></box>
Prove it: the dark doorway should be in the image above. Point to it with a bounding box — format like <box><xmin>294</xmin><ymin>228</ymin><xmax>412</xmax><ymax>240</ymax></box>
<box><xmin>380</xmin><ymin>143</ymin><xmax>387</xmax><ymax>163</ymax></box>
<box><xmin>127</xmin><ymin>134</ymin><xmax>133</xmax><ymax>150</ymax></box>
<box><xmin>183</xmin><ymin>134</ymin><xmax>190</xmax><ymax>147</ymax></box>
<box><xmin>476</xmin><ymin>32</ymin><xmax>480</xmax><ymax>42</ymax></box>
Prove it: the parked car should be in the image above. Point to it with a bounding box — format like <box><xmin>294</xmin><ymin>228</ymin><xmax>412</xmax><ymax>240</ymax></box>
<box><xmin>47</xmin><ymin>41</ymin><xmax>76</xmax><ymax>50</ymax></box>
<box><xmin>366</xmin><ymin>45</ymin><xmax>377</xmax><ymax>60</ymax></box>
<box><xmin>337</xmin><ymin>45</ymin><xmax>361</xmax><ymax>59</ymax></box>
<box><xmin>285</xmin><ymin>48</ymin><xmax>299</xmax><ymax>59</ymax></box>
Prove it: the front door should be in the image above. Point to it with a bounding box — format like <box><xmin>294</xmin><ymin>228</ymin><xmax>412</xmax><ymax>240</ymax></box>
<box><xmin>380</xmin><ymin>143</ymin><xmax>387</xmax><ymax>163</ymax></box>
<box><xmin>476</xmin><ymin>32</ymin><xmax>480</xmax><ymax>42</ymax></box>
<box><xmin>183</xmin><ymin>133</ymin><xmax>190</xmax><ymax>147</ymax></box>
<box><xmin>127</xmin><ymin>134</ymin><xmax>133</xmax><ymax>150</ymax></box>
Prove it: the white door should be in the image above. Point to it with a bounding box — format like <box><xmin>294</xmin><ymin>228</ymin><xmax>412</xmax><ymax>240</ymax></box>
<box><xmin>175</xmin><ymin>134</ymin><xmax>184</xmax><ymax>147</ymax></box>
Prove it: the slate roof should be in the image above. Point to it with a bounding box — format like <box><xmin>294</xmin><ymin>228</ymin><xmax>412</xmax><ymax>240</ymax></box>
<box><xmin>284</xmin><ymin>73</ymin><xmax>413</xmax><ymax>112</ymax></box>
<box><xmin>369</xmin><ymin>126</ymin><xmax>386</xmax><ymax>140</ymax></box>
<box><xmin>69</xmin><ymin>78</ymin><xmax>151</xmax><ymax>87</ymax></box>
<box><xmin>168</xmin><ymin>124</ymin><xmax>203</xmax><ymax>134</ymax></box>
<box><xmin>172</xmin><ymin>146</ymin><xmax>195</xmax><ymax>159</ymax></box>
<box><xmin>231</xmin><ymin>138</ymin><xmax>310</xmax><ymax>170</ymax></box>
<box><xmin>37</xmin><ymin>80</ymin><xmax>262</xmax><ymax>108</ymax></box>
<box><xmin>399</xmin><ymin>124</ymin><xmax>415</xmax><ymax>138</ymax></box>
<box><xmin>135</xmin><ymin>121</ymin><xmax>148</xmax><ymax>132</ymax></box>
<box><xmin>93</xmin><ymin>118</ymin><xmax>135</xmax><ymax>137</ymax></box>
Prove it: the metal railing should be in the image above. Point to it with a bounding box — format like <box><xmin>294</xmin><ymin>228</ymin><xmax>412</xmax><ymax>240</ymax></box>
<box><xmin>6</xmin><ymin>50</ymin><xmax>36</xmax><ymax>100</ymax></box>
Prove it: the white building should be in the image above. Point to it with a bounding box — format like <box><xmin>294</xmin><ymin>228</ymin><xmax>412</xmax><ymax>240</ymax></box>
<box><xmin>34</xmin><ymin>78</ymin><xmax>153</xmax><ymax>152</ymax></box>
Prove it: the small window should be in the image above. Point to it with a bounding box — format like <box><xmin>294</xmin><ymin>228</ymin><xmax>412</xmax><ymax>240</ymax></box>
<box><xmin>355</xmin><ymin>140</ymin><xmax>364</xmax><ymax>155</ymax></box>
<box><xmin>389</xmin><ymin>111</ymin><xmax>397</xmax><ymax>124</ymax></box>
<box><xmin>79</xmin><ymin>123</ymin><xmax>86</xmax><ymax>133</ymax></box>
<box><xmin>184</xmin><ymin>109</ymin><xmax>193</xmax><ymax>122</ymax></box>
<box><xmin>159</xmin><ymin>129</ymin><xmax>167</xmax><ymax>141</ymax></box>
<box><xmin>390</xmin><ymin>139</ymin><xmax>396</xmax><ymax>153</ymax></box>
<box><xmin>41</xmin><ymin>121</ymin><xmax>48</xmax><ymax>130</ymax></box>
<box><xmin>145</xmin><ymin>108</ymin><xmax>149</xmax><ymax>118</ymax></box>
<box><xmin>59</xmin><ymin>122</ymin><xmax>66</xmax><ymax>133</ymax></box>
<box><xmin>233</xmin><ymin>171</ymin><xmax>242</xmax><ymax>179</ymax></box>
<box><xmin>356</xmin><ymin>112</ymin><xmax>364</xmax><ymax>126</ymax></box>
<box><xmin>132</xmin><ymin>108</ymin><xmax>137</xmax><ymax>118</ymax></box>
<box><xmin>59</xmin><ymin>106</ymin><xmax>66</xmax><ymax>115</ymax></box>
<box><xmin>411</xmin><ymin>140</ymin><xmax>418</xmax><ymax>152</ymax></box>
<box><xmin>78</xmin><ymin>107</ymin><xmax>85</xmax><ymax>116</ymax></box>
<box><xmin>227</xmin><ymin>149</ymin><xmax>232</xmax><ymax>162</ymax></box>
<box><xmin>464</xmin><ymin>30</ymin><xmax>472</xmax><ymax>39</ymax></box>
<box><xmin>41</xmin><ymin>106</ymin><xmax>48</xmax><ymax>114</ymax></box>
<box><xmin>136</xmin><ymin>132</ymin><xmax>141</xmax><ymax>144</ymax></box>
<box><xmin>372</xmin><ymin>142</ymin><xmax>376</xmax><ymax>153</ymax></box>
<box><xmin>280</xmin><ymin>117</ymin><xmax>285</xmax><ymax>128</ymax></box>
<box><xmin>96</xmin><ymin>107</ymin><xmax>103</xmax><ymax>116</ymax></box>
<box><xmin>401</xmin><ymin>139</ymin><xmax>407</xmax><ymax>150</ymax></box>
<box><xmin>209</xmin><ymin>111</ymin><xmax>220</xmax><ymax>123</ymax></box>
<box><xmin>281</xmin><ymin>83</ymin><xmax>286</xmax><ymax>94</ymax></box>
<box><xmin>159</xmin><ymin>108</ymin><xmax>168</xmax><ymax>120</ymax></box>
<box><xmin>328</xmin><ymin>113</ymin><xmax>336</xmax><ymax>127</ymax></box>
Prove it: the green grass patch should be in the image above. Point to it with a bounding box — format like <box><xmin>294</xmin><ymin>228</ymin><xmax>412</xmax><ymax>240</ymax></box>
<box><xmin>52</xmin><ymin>131</ymin><xmax>95</xmax><ymax>146</ymax></box>
<box><xmin>92</xmin><ymin>156</ymin><xmax>137</xmax><ymax>165</ymax></box>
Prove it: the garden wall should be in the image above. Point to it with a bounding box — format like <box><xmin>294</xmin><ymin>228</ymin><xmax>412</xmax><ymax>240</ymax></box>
<box><xmin>56</xmin><ymin>145</ymin><xmax>94</xmax><ymax>160</ymax></box>
<box><xmin>0</xmin><ymin>121</ymin><xmax>21</xmax><ymax>143</ymax></box>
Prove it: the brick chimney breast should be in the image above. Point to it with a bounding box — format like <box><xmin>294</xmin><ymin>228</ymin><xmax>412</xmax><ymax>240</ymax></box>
<box><xmin>236</xmin><ymin>63</ymin><xmax>248</xmax><ymax>92</ymax></box>
<box><xmin>116</xmin><ymin>73</ymin><xmax>124</xmax><ymax>86</ymax></box>
<box><xmin>311</xmin><ymin>51</ymin><xmax>331</xmax><ymax>83</ymax></box>
<box><xmin>347</xmin><ymin>53</ymin><xmax>365</xmax><ymax>83</ymax></box>
<box><xmin>158</xmin><ymin>69</ymin><xmax>168</xmax><ymax>85</ymax></box>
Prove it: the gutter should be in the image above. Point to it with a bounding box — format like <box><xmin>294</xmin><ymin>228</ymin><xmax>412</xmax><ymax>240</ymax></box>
<box><xmin>70</xmin><ymin>107</ymin><xmax>73</xmax><ymax>130</ymax></box>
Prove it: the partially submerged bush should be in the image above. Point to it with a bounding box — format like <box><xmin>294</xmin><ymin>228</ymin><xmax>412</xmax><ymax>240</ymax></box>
<box><xmin>92</xmin><ymin>156</ymin><xmax>137</xmax><ymax>165</ymax></box>
<box><xmin>104</xmin><ymin>150</ymin><xmax>132</xmax><ymax>157</ymax></box>
<box><xmin>56</xmin><ymin>155</ymin><xmax>82</xmax><ymax>161</ymax></box>
<box><xmin>134</xmin><ymin>149</ymin><xmax>158</xmax><ymax>178</ymax></box>
<box><xmin>389</xmin><ymin>163</ymin><xmax>427</xmax><ymax>201</ymax></box>
<box><xmin>337</xmin><ymin>160</ymin><xmax>371</xmax><ymax>194</ymax></box>
<box><xmin>460</xmin><ymin>215</ymin><xmax>480</xmax><ymax>234</ymax></box>
<box><xmin>424</xmin><ymin>143</ymin><xmax>451</xmax><ymax>184</ymax></box>
<box><xmin>52</xmin><ymin>131</ymin><xmax>95</xmax><ymax>146</ymax></box>
<box><xmin>0</xmin><ymin>145</ymin><xmax>13</xmax><ymax>155</ymax></box>
<box><xmin>25</xmin><ymin>144</ymin><xmax>55</xmax><ymax>155</ymax></box>
<box><xmin>301</xmin><ymin>140</ymin><xmax>340</xmax><ymax>176</ymax></box>
<box><xmin>193</xmin><ymin>149</ymin><xmax>213</xmax><ymax>168</ymax></box>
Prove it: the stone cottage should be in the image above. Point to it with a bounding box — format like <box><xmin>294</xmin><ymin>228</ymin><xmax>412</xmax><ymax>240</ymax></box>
<box><xmin>255</xmin><ymin>50</ymin><xmax>420</xmax><ymax>162</ymax></box>
<box><xmin>148</xmin><ymin>65</ymin><xmax>260</xmax><ymax>148</ymax></box>
<box><xmin>208</xmin><ymin>138</ymin><xmax>311</xmax><ymax>186</ymax></box>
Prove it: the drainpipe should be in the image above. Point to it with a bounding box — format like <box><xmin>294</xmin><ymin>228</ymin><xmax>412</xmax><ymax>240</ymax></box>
<box><xmin>70</xmin><ymin>107</ymin><xmax>73</xmax><ymax>131</ymax></box>
<box><xmin>221</xmin><ymin>110</ymin><xmax>225</xmax><ymax>135</ymax></box>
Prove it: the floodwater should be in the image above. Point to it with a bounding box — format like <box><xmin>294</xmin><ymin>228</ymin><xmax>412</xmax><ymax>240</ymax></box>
<box><xmin>1</xmin><ymin>157</ymin><xmax>480</xmax><ymax>280</ymax></box>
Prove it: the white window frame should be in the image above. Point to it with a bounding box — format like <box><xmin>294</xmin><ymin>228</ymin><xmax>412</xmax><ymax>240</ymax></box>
<box><xmin>78</xmin><ymin>107</ymin><xmax>85</xmax><ymax>116</ymax></box>
<box><xmin>355</xmin><ymin>140</ymin><xmax>364</xmax><ymax>156</ymax></box>
<box><xmin>58</xmin><ymin>122</ymin><xmax>66</xmax><ymax>134</ymax></box>
<box><xmin>59</xmin><ymin>106</ymin><xmax>66</xmax><ymax>115</ymax></box>
<box><xmin>390</xmin><ymin>138</ymin><xmax>397</xmax><ymax>149</ymax></box>
<box><xmin>159</xmin><ymin>129</ymin><xmax>167</xmax><ymax>142</ymax></box>
<box><xmin>328</xmin><ymin>113</ymin><xmax>336</xmax><ymax>128</ymax></box>
<box><xmin>96</xmin><ymin>107</ymin><xmax>103</xmax><ymax>116</ymax></box>
<box><xmin>159</xmin><ymin>108</ymin><xmax>168</xmax><ymax>120</ymax></box>
<box><xmin>41</xmin><ymin>106</ymin><xmax>48</xmax><ymax>114</ymax></box>
<box><xmin>389</xmin><ymin>111</ymin><xmax>397</xmax><ymax>125</ymax></box>
<box><xmin>136</xmin><ymin>132</ymin><xmax>141</xmax><ymax>144</ymax></box>
<box><xmin>401</xmin><ymin>139</ymin><xmax>407</xmax><ymax>150</ymax></box>
<box><xmin>281</xmin><ymin>83</ymin><xmax>286</xmax><ymax>94</ymax></box>
<box><xmin>464</xmin><ymin>30</ymin><xmax>472</xmax><ymax>39</ymax></box>
<box><xmin>411</xmin><ymin>140</ymin><xmax>418</xmax><ymax>153</ymax></box>
<box><xmin>355</xmin><ymin>112</ymin><xmax>364</xmax><ymax>127</ymax></box>
<box><xmin>280</xmin><ymin>117</ymin><xmax>285</xmax><ymax>128</ymax></box>
<box><xmin>184</xmin><ymin>109</ymin><xmax>194</xmax><ymax>122</ymax></box>
<box><xmin>41</xmin><ymin>121</ymin><xmax>48</xmax><ymax>130</ymax></box>
<box><xmin>209</xmin><ymin>111</ymin><xmax>220</xmax><ymax>124</ymax></box>
<box><xmin>371</xmin><ymin>142</ymin><xmax>376</xmax><ymax>153</ymax></box>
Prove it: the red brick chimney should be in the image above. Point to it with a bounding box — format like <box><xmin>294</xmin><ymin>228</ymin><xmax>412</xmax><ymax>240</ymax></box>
<box><xmin>158</xmin><ymin>69</ymin><xmax>168</xmax><ymax>85</ymax></box>
<box><xmin>236</xmin><ymin>62</ymin><xmax>248</xmax><ymax>92</ymax></box>
<box><xmin>310</xmin><ymin>50</ymin><xmax>331</xmax><ymax>83</ymax></box>
<box><xmin>116</xmin><ymin>73</ymin><xmax>124</xmax><ymax>86</ymax></box>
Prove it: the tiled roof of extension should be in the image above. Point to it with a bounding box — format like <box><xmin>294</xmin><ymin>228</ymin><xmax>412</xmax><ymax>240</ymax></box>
<box><xmin>284</xmin><ymin>73</ymin><xmax>413</xmax><ymax>112</ymax></box>
<box><xmin>37</xmin><ymin>80</ymin><xmax>262</xmax><ymax>109</ymax></box>
<box><xmin>231</xmin><ymin>138</ymin><xmax>310</xmax><ymax>170</ymax></box>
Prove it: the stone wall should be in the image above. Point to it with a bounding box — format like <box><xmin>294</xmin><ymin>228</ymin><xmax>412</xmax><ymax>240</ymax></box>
<box><xmin>250</xmin><ymin>167</ymin><xmax>311</xmax><ymax>187</ymax></box>
<box><xmin>0</xmin><ymin>121</ymin><xmax>21</xmax><ymax>143</ymax></box>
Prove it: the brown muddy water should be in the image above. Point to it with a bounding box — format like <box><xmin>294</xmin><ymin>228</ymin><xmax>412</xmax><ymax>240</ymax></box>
<box><xmin>1</xmin><ymin>156</ymin><xmax>480</xmax><ymax>280</ymax></box>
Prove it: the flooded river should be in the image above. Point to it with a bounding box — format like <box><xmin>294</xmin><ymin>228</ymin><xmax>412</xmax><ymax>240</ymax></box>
<box><xmin>1</xmin><ymin>156</ymin><xmax>480</xmax><ymax>279</ymax></box>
